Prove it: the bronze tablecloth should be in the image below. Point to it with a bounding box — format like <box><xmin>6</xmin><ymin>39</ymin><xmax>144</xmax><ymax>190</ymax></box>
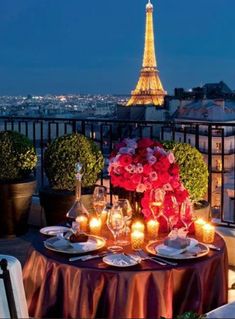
<box><xmin>23</xmin><ymin>233</ymin><xmax>228</xmax><ymax>318</ymax></box>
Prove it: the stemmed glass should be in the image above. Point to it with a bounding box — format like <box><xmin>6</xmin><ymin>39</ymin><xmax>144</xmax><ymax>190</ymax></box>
<box><xmin>116</xmin><ymin>199</ymin><xmax>132</xmax><ymax>245</ymax></box>
<box><xmin>168</xmin><ymin>196</ymin><xmax>180</xmax><ymax>230</ymax></box>
<box><xmin>106</xmin><ymin>204</ymin><xmax>125</xmax><ymax>252</ymax></box>
<box><xmin>93</xmin><ymin>186</ymin><xmax>107</xmax><ymax>218</ymax></box>
<box><xmin>180</xmin><ymin>201</ymin><xmax>194</xmax><ymax>231</ymax></box>
<box><xmin>149</xmin><ymin>189</ymin><xmax>168</xmax><ymax>228</ymax></box>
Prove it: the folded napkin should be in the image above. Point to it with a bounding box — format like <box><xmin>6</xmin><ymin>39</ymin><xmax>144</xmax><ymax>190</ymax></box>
<box><xmin>156</xmin><ymin>238</ymin><xmax>198</xmax><ymax>257</ymax></box>
<box><xmin>104</xmin><ymin>254</ymin><xmax>140</xmax><ymax>266</ymax></box>
<box><xmin>48</xmin><ymin>238</ymin><xmax>71</xmax><ymax>249</ymax></box>
<box><xmin>70</xmin><ymin>239</ymin><xmax>98</xmax><ymax>251</ymax></box>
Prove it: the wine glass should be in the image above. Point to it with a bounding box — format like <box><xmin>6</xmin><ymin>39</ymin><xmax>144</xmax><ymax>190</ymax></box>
<box><xmin>106</xmin><ymin>204</ymin><xmax>125</xmax><ymax>252</ymax></box>
<box><xmin>149</xmin><ymin>189</ymin><xmax>168</xmax><ymax>229</ymax></box>
<box><xmin>180</xmin><ymin>201</ymin><xmax>194</xmax><ymax>231</ymax></box>
<box><xmin>93</xmin><ymin>186</ymin><xmax>107</xmax><ymax>218</ymax></box>
<box><xmin>168</xmin><ymin>196</ymin><xmax>180</xmax><ymax>230</ymax></box>
<box><xmin>116</xmin><ymin>199</ymin><xmax>132</xmax><ymax>245</ymax></box>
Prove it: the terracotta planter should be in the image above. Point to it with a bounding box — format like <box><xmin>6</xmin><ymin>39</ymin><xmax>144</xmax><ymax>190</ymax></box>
<box><xmin>39</xmin><ymin>187</ymin><xmax>94</xmax><ymax>226</ymax></box>
<box><xmin>0</xmin><ymin>178</ymin><xmax>36</xmax><ymax>238</ymax></box>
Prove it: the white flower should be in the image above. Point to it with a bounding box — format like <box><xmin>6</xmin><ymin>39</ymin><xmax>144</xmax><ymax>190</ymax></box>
<box><xmin>119</xmin><ymin>147</ymin><xmax>135</xmax><ymax>155</ymax></box>
<box><xmin>136</xmin><ymin>163</ymin><xmax>144</xmax><ymax>174</ymax></box>
<box><xmin>163</xmin><ymin>183</ymin><xmax>173</xmax><ymax>191</ymax></box>
<box><xmin>124</xmin><ymin>138</ymin><xmax>138</xmax><ymax>149</ymax></box>
<box><xmin>167</xmin><ymin>152</ymin><xmax>175</xmax><ymax>164</ymax></box>
<box><xmin>125</xmin><ymin>164</ymin><xmax>136</xmax><ymax>173</ymax></box>
<box><xmin>147</xmin><ymin>155</ymin><xmax>157</xmax><ymax>165</ymax></box>
<box><xmin>149</xmin><ymin>171</ymin><xmax>158</xmax><ymax>181</ymax></box>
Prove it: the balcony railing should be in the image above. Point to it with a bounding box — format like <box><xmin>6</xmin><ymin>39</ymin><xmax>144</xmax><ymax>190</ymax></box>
<box><xmin>1</xmin><ymin>115</ymin><xmax>235</xmax><ymax>228</ymax></box>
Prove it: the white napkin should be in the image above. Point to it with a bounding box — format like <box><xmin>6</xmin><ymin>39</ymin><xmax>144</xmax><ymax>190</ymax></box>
<box><xmin>156</xmin><ymin>238</ymin><xmax>198</xmax><ymax>257</ymax></box>
<box><xmin>104</xmin><ymin>254</ymin><xmax>140</xmax><ymax>266</ymax></box>
<box><xmin>70</xmin><ymin>240</ymin><xmax>98</xmax><ymax>251</ymax></box>
<box><xmin>49</xmin><ymin>238</ymin><xmax>71</xmax><ymax>249</ymax></box>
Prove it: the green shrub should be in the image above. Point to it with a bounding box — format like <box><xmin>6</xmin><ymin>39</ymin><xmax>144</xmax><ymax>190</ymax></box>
<box><xmin>163</xmin><ymin>141</ymin><xmax>209</xmax><ymax>203</ymax></box>
<box><xmin>44</xmin><ymin>133</ymin><xmax>104</xmax><ymax>191</ymax></box>
<box><xmin>0</xmin><ymin>131</ymin><xmax>37</xmax><ymax>181</ymax></box>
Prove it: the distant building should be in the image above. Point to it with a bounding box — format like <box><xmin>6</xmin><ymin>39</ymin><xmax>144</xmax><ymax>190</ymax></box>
<box><xmin>163</xmin><ymin>97</ymin><xmax>235</xmax><ymax>222</ymax></box>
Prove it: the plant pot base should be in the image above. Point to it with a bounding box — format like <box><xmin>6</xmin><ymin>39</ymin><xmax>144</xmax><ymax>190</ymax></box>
<box><xmin>0</xmin><ymin>179</ymin><xmax>36</xmax><ymax>238</ymax></box>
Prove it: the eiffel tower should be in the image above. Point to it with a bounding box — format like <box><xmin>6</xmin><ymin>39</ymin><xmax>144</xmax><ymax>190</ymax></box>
<box><xmin>127</xmin><ymin>0</ymin><xmax>166</xmax><ymax>106</ymax></box>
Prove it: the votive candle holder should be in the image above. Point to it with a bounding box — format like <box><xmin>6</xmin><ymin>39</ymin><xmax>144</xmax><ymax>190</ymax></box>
<box><xmin>202</xmin><ymin>223</ymin><xmax>215</xmax><ymax>244</ymax></box>
<box><xmin>89</xmin><ymin>217</ymin><xmax>102</xmax><ymax>236</ymax></box>
<box><xmin>131</xmin><ymin>221</ymin><xmax>145</xmax><ymax>233</ymax></box>
<box><xmin>147</xmin><ymin>219</ymin><xmax>159</xmax><ymax>240</ymax></box>
<box><xmin>131</xmin><ymin>230</ymin><xmax>145</xmax><ymax>250</ymax></box>
<box><xmin>76</xmin><ymin>215</ymin><xmax>88</xmax><ymax>232</ymax></box>
<box><xmin>194</xmin><ymin>218</ymin><xmax>206</xmax><ymax>241</ymax></box>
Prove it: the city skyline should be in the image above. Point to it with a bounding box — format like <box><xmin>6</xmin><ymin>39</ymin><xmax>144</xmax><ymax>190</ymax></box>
<box><xmin>0</xmin><ymin>0</ymin><xmax>235</xmax><ymax>95</ymax></box>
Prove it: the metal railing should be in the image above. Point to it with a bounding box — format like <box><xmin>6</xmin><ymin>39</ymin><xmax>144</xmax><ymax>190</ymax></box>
<box><xmin>0</xmin><ymin>115</ymin><xmax>235</xmax><ymax>227</ymax></box>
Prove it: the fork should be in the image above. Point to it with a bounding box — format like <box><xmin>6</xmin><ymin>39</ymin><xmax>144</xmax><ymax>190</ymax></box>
<box><xmin>135</xmin><ymin>250</ymin><xmax>167</xmax><ymax>266</ymax></box>
<box><xmin>136</xmin><ymin>250</ymin><xmax>178</xmax><ymax>266</ymax></box>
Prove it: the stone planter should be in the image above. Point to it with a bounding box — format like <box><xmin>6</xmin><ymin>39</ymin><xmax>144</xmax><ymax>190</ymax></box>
<box><xmin>0</xmin><ymin>177</ymin><xmax>36</xmax><ymax>238</ymax></box>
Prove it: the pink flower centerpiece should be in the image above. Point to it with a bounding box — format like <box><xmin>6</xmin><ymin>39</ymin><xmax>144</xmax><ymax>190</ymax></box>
<box><xmin>108</xmin><ymin>138</ymin><xmax>190</xmax><ymax>231</ymax></box>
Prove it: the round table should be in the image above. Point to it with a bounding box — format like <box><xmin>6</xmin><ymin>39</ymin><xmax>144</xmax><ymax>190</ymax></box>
<box><xmin>23</xmin><ymin>232</ymin><xmax>228</xmax><ymax>319</ymax></box>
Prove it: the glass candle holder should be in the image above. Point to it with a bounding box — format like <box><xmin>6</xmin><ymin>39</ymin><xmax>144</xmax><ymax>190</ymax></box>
<box><xmin>147</xmin><ymin>219</ymin><xmax>159</xmax><ymax>240</ymax></box>
<box><xmin>89</xmin><ymin>217</ymin><xmax>102</xmax><ymax>236</ymax></box>
<box><xmin>194</xmin><ymin>218</ymin><xmax>206</xmax><ymax>241</ymax></box>
<box><xmin>202</xmin><ymin>224</ymin><xmax>215</xmax><ymax>244</ymax></box>
<box><xmin>76</xmin><ymin>215</ymin><xmax>88</xmax><ymax>232</ymax></box>
<box><xmin>131</xmin><ymin>221</ymin><xmax>145</xmax><ymax>233</ymax></box>
<box><xmin>131</xmin><ymin>230</ymin><xmax>145</xmax><ymax>250</ymax></box>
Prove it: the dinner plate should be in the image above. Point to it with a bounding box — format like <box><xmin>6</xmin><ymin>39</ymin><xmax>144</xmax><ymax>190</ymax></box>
<box><xmin>44</xmin><ymin>235</ymin><xmax>106</xmax><ymax>254</ymax></box>
<box><xmin>103</xmin><ymin>253</ymin><xmax>141</xmax><ymax>267</ymax></box>
<box><xmin>146</xmin><ymin>238</ymin><xmax>209</xmax><ymax>260</ymax></box>
<box><xmin>40</xmin><ymin>226</ymin><xmax>70</xmax><ymax>236</ymax></box>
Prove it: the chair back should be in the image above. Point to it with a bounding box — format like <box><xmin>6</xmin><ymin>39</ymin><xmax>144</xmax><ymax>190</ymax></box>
<box><xmin>0</xmin><ymin>255</ymin><xmax>29</xmax><ymax>319</ymax></box>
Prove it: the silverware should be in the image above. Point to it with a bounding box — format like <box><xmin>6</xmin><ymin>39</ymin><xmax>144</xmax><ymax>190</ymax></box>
<box><xmin>207</xmin><ymin>244</ymin><xmax>221</xmax><ymax>251</ymax></box>
<box><xmin>135</xmin><ymin>250</ymin><xmax>167</xmax><ymax>266</ymax></box>
<box><xmin>69</xmin><ymin>251</ymin><xmax>107</xmax><ymax>262</ymax></box>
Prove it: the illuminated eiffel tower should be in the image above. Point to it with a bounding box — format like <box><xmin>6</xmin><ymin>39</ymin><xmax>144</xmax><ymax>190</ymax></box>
<box><xmin>127</xmin><ymin>0</ymin><xmax>166</xmax><ymax>106</ymax></box>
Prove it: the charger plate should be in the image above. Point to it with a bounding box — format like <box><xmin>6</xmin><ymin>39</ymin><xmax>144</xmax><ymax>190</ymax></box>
<box><xmin>44</xmin><ymin>235</ymin><xmax>106</xmax><ymax>254</ymax></box>
<box><xmin>146</xmin><ymin>238</ymin><xmax>209</xmax><ymax>260</ymax></box>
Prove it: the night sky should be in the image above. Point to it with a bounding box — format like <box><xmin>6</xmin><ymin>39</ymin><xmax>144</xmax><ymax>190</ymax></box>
<box><xmin>0</xmin><ymin>0</ymin><xmax>235</xmax><ymax>95</ymax></box>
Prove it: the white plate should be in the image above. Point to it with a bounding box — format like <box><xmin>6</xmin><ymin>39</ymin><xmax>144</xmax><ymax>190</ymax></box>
<box><xmin>103</xmin><ymin>253</ymin><xmax>141</xmax><ymax>267</ymax></box>
<box><xmin>44</xmin><ymin>235</ymin><xmax>106</xmax><ymax>254</ymax></box>
<box><xmin>146</xmin><ymin>238</ymin><xmax>209</xmax><ymax>260</ymax></box>
<box><xmin>40</xmin><ymin>226</ymin><xmax>70</xmax><ymax>236</ymax></box>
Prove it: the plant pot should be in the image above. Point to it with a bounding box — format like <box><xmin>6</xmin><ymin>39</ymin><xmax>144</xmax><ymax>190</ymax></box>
<box><xmin>0</xmin><ymin>177</ymin><xmax>36</xmax><ymax>238</ymax></box>
<box><xmin>193</xmin><ymin>200</ymin><xmax>211</xmax><ymax>221</ymax></box>
<box><xmin>39</xmin><ymin>186</ymin><xmax>94</xmax><ymax>226</ymax></box>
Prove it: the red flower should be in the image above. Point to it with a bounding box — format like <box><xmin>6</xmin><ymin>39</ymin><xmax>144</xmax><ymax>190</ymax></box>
<box><xmin>119</xmin><ymin>154</ymin><xmax>132</xmax><ymax>167</ymax></box>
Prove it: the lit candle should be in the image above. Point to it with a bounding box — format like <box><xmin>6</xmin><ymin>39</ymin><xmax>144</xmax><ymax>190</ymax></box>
<box><xmin>131</xmin><ymin>221</ymin><xmax>145</xmax><ymax>233</ymax></box>
<box><xmin>131</xmin><ymin>230</ymin><xmax>145</xmax><ymax>250</ymax></box>
<box><xmin>76</xmin><ymin>215</ymin><xmax>88</xmax><ymax>232</ymax></box>
<box><xmin>89</xmin><ymin>217</ymin><xmax>102</xmax><ymax>236</ymax></box>
<box><xmin>202</xmin><ymin>223</ymin><xmax>215</xmax><ymax>244</ymax></box>
<box><xmin>194</xmin><ymin>218</ymin><xmax>206</xmax><ymax>241</ymax></box>
<box><xmin>147</xmin><ymin>219</ymin><xmax>159</xmax><ymax>239</ymax></box>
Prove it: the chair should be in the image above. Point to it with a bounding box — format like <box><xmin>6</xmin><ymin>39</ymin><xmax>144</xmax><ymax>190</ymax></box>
<box><xmin>206</xmin><ymin>301</ymin><xmax>235</xmax><ymax>318</ymax></box>
<box><xmin>0</xmin><ymin>255</ymin><xmax>29</xmax><ymax>318</ymax></box>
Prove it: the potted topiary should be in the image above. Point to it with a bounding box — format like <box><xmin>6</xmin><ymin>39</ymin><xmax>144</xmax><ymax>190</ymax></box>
<box><xmin>40</xmin><ymin>132</ymin><xmax>104</xmax><ymax>225</ymax></box>
<box><xmin>163</xmin><ymin>141</ymin><xmax>210</xmax><ymax>220</ymax></box>
<box><xmin>0</xmin><ymin>131</ymin><xmax>37</xmax><ymax>237</ymax></box>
